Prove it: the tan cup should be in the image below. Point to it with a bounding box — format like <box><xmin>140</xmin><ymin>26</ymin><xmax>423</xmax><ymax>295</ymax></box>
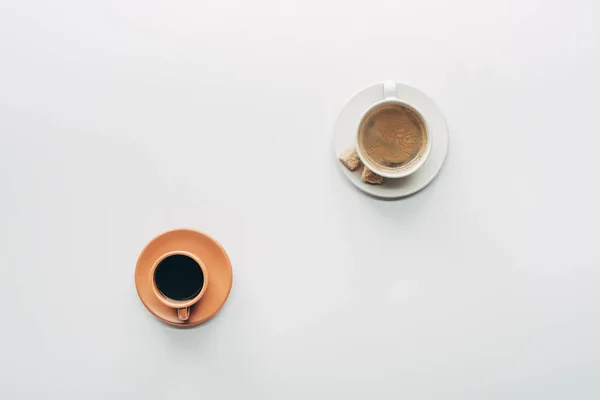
<box><xmin>149</xmin><ymin>250</ymin><xmax>208</xmax><ymax>321</ymax></box>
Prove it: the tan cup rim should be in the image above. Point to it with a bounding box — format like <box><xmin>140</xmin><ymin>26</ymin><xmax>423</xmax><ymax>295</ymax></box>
<box><xmin>149</xmin><ymin>250</ymin><xmax>209</xmax><ymax>309</ymax></box>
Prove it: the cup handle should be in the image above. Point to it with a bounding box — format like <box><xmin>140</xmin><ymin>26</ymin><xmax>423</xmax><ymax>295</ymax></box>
<box><xmin>383</xmin><ymin>80</ymin><xmax>397</xmax><ymax>99</ymax></box>
<box><xmin>177</xmin><ymin>307</ymin><xmax>190</xmax><ymax>321</ymax></box>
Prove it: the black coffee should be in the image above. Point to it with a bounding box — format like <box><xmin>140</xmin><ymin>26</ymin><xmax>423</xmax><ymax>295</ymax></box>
<box><xmin>154</xmin><ymin>254</ymin><xmax>204</xmax><ymax>301</ymax></box>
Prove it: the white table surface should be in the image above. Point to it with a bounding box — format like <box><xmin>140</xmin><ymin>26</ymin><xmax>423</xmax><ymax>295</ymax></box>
<box><xmin>1</xmin><ymin>1</ymin><xmax>599</xmax><ymax>399</ymax></box>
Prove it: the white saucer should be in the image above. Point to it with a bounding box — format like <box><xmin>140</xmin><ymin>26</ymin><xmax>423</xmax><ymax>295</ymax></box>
<box><xmin>333</xmin><ymin>82</ymin><xmax>449</xmax><ymax>199</ymax></box>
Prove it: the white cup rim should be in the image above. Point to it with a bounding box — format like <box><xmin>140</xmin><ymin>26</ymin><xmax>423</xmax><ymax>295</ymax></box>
<box><xmin>355</xmin><ymin>98</ymin><xmax>432</xmax><ymax>179</ymax></box>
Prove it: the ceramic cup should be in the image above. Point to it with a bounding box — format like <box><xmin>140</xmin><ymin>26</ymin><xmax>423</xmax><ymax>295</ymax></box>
<box><xmin>355</xmin><ymin>80</ymin><xmax>433</xmax><ymax>179</ymax></box>
<box><xmin>149</xmin><ymin>250</ymin><xmax>208</xmax><ymax>321</ymax></box>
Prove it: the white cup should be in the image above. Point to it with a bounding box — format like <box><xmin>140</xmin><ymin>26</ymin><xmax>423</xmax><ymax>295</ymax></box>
<box><xmin>355</xmin><ymin>81</ymin><xmax>432</xmax><ymax>179</ymax></box>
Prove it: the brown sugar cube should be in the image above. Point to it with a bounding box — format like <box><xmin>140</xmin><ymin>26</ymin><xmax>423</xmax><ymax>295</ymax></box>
<box><xmin>361</xmin><ymin>166</ymin><xmax>383</xmax><ymax>185</ymax></box>
<box><xmin>339</xmin><ymin>146</ymin><xmax>362</xmax><ymax>171</ymax></box>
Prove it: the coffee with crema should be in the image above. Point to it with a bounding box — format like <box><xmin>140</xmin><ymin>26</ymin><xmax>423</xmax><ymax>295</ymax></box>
<box><xmin>358</xmin><ymin>103</ymin><xmax>427</xmax><ymax>171</ymax></box>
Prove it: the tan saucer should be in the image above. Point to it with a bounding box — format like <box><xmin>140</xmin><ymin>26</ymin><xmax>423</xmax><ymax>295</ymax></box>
<box><xmin>135</xmin><ymin>229</ymin><xmax>233</xmax><ymax>326</ymax></box>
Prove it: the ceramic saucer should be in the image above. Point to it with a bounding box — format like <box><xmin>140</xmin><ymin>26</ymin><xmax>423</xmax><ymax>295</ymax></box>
<box><xmin>333</xmin><ymin>82</ymin><xmax>449</xmax><ymax>199</ymax></box>
<box><xmin>135</xmin><ymin>229</ymin><xmax>233</xmax><ymax>326</ymax></box>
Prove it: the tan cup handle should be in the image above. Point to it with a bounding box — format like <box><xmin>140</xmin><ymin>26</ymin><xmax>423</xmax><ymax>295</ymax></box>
<box><xmin>177</xmin><ymin>307</ymin><xmax>190</xmax><ymax>321</ymax></box>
